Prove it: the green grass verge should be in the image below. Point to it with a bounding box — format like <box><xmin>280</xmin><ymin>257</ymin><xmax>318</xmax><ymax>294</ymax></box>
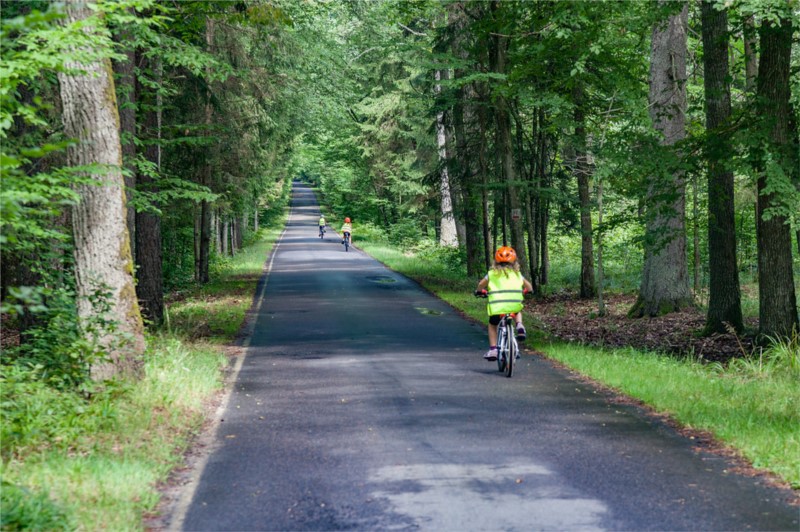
<box><xmin>1</xmin><ymin>217</ymin><xmax>287</xmax><ymax>530</ymax></box>
<box><xmin>356</xmin><ymin>232</ymin><xmax>800</xmax><ymax>490</ymax></box>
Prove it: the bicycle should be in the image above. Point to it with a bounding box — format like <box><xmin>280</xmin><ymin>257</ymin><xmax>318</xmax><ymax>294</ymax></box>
<box><xmin>342</xmin><ymin>231</ymin><xmax>351</xmax><ymax>252</ymax></box>
<box><xmin>319</xmin><ymin>225</ymin><xmax>325</xmax><ymax>239</ymax></box>
<box><xmin>475</xmin><ymin>290</ymin><xmax>520</xmax><ymax>378</ymax></box>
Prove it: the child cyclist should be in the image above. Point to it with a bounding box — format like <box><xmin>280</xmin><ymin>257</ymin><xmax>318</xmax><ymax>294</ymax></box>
<box><xmin>318</xmin><ymin>215</ymin><xmax>326</xmax><ymax>235</ymax></box>
<box><xmin>341</xmin><ymin>217</ymin><xmax>352</xmax><ymax>245</ymax></box>
<box><xmin>475</xmin><ymin>246</ymin><xmax>533</xmax><ymax>361</ymax></box>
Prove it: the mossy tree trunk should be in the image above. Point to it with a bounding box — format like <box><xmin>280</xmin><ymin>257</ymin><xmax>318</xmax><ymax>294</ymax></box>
<box><xmin>630</xmin><ymin>2</ymin><xmax>693</xmax><ymax>318</ymax></box>
<box><xmin>58</xmin><ymin>0</ymin><xmax>145</xmax><ymax>380</ymax></box>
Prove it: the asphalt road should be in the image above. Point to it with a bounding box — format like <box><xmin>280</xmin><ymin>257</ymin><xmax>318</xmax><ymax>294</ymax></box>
<box><xmin>176</xmin><ymin>181</ymin><xmax>798</xmax><ymax>531</ymax></box>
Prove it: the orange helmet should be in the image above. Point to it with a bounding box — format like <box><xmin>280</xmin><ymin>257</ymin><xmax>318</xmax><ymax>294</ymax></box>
<box><xmin>344</xmin><ymin>217</ymin><xmax>351</xmax><ymax>223</ymax></box>
<box><xmin>495</xmin><ymin>246</ymin><xmax>517</xmax><ymax>264</ymax></box>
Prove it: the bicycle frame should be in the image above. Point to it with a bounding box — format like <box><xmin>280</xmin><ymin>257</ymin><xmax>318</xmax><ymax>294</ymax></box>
<box><xmin>496</xmin><ymin>313</ymin><xmax>518</xmax><ymax>377</ymax></box>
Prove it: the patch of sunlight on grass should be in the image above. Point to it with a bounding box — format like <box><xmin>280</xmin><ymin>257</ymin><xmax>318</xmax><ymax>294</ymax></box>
<box><xmin>23</xmin><ymin>457</ymin><xmax>162</xmax><ymax>532</ymax></box>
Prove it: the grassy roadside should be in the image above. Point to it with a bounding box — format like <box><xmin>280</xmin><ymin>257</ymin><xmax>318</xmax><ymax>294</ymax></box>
<box><xmin>1</xmin><ymin>219</ymin><xmax>286</xmax><ymax>530</ymax></box>
<box><xmin>355</xmin><ymin>231</ymin><xmax>800</xmax><ymax>492</ymax></box>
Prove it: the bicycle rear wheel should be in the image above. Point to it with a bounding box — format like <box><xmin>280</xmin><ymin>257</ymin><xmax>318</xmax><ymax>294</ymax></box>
<box><xmin>497</xmin><ymin>325</ymin><xmax>507</xmax><ymax>372</ymax></box>
<box><xmin>505</xmin><ymin>333</ymin><xmax>515</xmax><ymax>378</ymax></box>
<box><xmin>344</xmin><ymin>236</ymin><xmax>350</xmax><ymax>251</ymax></box>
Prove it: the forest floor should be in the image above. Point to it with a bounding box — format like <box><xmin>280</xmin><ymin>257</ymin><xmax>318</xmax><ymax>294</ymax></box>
<box><xmin>525</xmin><ymin>293</ymin><xmax>755</xmax><ymax>363</ymax></box>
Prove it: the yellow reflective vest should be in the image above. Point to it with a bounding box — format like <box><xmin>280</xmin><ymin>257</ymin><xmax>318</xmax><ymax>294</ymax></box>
<box><xmin>486</xmin><ymin>269</ymin><xmax>524</xmax><ymax>316</ymax></box>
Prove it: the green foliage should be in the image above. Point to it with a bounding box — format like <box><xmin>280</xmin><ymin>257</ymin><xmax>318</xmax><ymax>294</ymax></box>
<box><xmin>0</xmin><ymin>284</ymin><xmax>120</xmax><ymax>389</ymax></box>
<box><xmin>0</xmin><ymin>364</ymin><xmax>119</xmax><ymax>460</ymax></box>
<box><xmin>0</xmin><ymin>481</ymin><xmax>72</xmax><ymax>532</ymax></box>
<box><xmin>724</xmin><ymin>331</ymin><xmax>800</xmax><ymax>378</ymax></box>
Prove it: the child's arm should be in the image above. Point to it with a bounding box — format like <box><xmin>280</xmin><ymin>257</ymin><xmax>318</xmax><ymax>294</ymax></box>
<box><xmin>477</xmin><ymin>276</ymin><xmax>489</xmax><ymax>291</ymax></box>
<box><xmin>522</xmin><ymin>277</ymin><xmax>533</xmax><ymax>293</ymax></box>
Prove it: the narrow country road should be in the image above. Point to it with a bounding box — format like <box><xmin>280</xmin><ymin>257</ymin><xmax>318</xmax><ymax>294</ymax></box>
<box><xmin>175</xmin><ymin>182</ymin><xmax>797</xmax><ymax>531</ymax></box>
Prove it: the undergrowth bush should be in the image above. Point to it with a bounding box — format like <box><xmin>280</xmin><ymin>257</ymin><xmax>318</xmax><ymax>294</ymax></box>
<box><xmin>0</xmin><ymin>287</ymin><xmax>102</xmax><ymax>389</ymax></box>
<box><xmin>0</xmin><ymin>365</ymin><xmax>119</xmax><ymax>460</ymax></box>
<box><xmin>0</xmin><ymin>481</ymin><xmax>72</xmax><ymax>531</ymax></box>
<box><xmin>722</xmin><ymin>331</ymin><xmax>800</xmax><ymax>379</ymax></box>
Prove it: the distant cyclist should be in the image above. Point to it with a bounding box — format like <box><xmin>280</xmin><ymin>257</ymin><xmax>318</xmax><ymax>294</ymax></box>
<box><xmin>475</xmin><ymin>246</ymin><xmax>532</xmax><ymax>361</ymax></box>
<box><xmin>318</xmin><ymin>215</ymin><xmax>326</xmax><ymax>236</ymax></box>
<box><xmin>341</xmin><ymin>217</ymin><xmax>352</xmax><ymax>245</ymax></box>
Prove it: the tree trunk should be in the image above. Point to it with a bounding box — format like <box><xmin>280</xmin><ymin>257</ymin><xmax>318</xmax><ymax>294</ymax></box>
<box><xmin>135</xmin><ymin>55</ymin><xmax>164</xmax><ymax>325</ymax></box>
<box><xmin>630</xmin><ymin>2</ymin><xmax>693</xmax><ymax>318</ymax></box>
<box><xmin>701</xmin><ymin>1</ymin><xmax>742</xmax><ymax>334</ymax></box>
<box><xmin>540</xmin><ymin>200</ymin><xmax>549</xmax><ymax>286</ymax></box>
<box><xmin>755</xmin><ymin>15</ymin><xmax>798</xmax><ymax>339</ymax></box>
<box><xmin>58</xmin><ymin>0</ymin><xmax>145</xmax><ymax>380</ymax></box>
<box><xmin>478</xmin><ymin>96</ymin><xmax>492</xmax><ymax>270</ymax></box>
<box><xmin>451</xmin><ymin>63</ymin><xmax>483</xmax><ymax>273</ymax></box>
<box><xmin>490</xmin><ymin>2</ymin><xmax>528</xmax><ymax>277</ymax></box>
<box><xmin>596</xmin><ymin>178</ymin><xmax>606</xmax><ymax>316</ymax></box>
<box><xmin>222</xmin><ymin>217</ymin><xmax>229</xmax><ymax>256</ymax></box>
<box><xmin>435</xmin><ymin>69</ymin><xmax>459</xmax><ymax>247</ymax></box>
<box><xmin>254</xmin><ymin>199</ymin><xmax>259</xmax><ymax>232</ymax></box>
<box><xmin>198</xmin><ymin>17</ymin><xmax>215</xmax><ymax>284</ymax></box>
<box><xmin>743</xmin><ymin>16</ymin><xmax>758</xmax><ymax>94</ymax></box>
<box><xmin>111</xmin><ymin>19</ymin><xmax>136</xmax><ymax>251</ymax></box>
<box><xmin>573</xmin><ymin>84</ymin><xmax>596</xmax><ymax>298</ymax></box>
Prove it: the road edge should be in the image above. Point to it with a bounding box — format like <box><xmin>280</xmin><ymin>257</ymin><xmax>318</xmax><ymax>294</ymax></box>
<box><xmin>164</xmin><ymin>205</ymin><xmax>293</xmax><ymax>532</ymax></box>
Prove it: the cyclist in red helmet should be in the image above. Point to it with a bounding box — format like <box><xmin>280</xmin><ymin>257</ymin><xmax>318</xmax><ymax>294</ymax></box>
<box><xmin>475</xmin><ymin>246</ymin><xmax>533</xmax><ymax>361</ymax></box>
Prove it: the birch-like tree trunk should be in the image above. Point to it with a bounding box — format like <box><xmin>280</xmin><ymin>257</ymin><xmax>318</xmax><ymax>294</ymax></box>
<box><xmin>58</xmin><ymin>0</ymin><xmax>145</xmax><ymax>380</ymax></box>
<box><xmin>435</xmin><ymin>69</ymin><xmax>459</xmax><ymax>247</ymax></box>
<box><xmin>743</xmin><ymin>16</ymin><xmax>758</xmax><ymax>94</ymax></box>
<box><xmin>631</xmin><ymin>2</ymin><xmax>693</xmax><ymax>317</ymax></box>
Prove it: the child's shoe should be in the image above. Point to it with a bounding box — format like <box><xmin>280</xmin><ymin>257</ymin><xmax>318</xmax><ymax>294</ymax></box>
<box><xmin>516</xmin><ymin>324</ymin><xmax>527</xmax><ymax>341</ymax></box>
<box><xmin>483</xmin><ymin>348</ymin><xmax>498</xmax><ymax>361</ymax></box>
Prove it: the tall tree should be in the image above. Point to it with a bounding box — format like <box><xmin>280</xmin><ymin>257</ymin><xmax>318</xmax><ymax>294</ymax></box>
<box><xmin>754</xmin><ymin>13</ymin><xmax>798</xmax><ymax>339</ymax></box>
<box><xmin>631</xmin><ymin>2</ymin><xmax>693</xmax><ymax>317</ymax></box>
<box><xmin>449</xmin><ymin>1</ymin><xmax>484</xmax><ymax>276</ymax></box>
<box><xmin>57</xmin><ymin>0</ymin><xmax>145</xmax><ymax>380</ymax></box>
<box><xmin>489</xmin><ymin>1</ymin><xmax>528</xmax><ymax>276</ymax></box>
<box><xmin>701</xmin><ymin>1</ymin><xmax>742</xmax><ymax>334</ymax></box>
<box><xmin>111</xmin><ymin>14</ymin><xmax>137</xmax><ymax>248</ymax></box>
<box><xmin>573</xmin><ymin>83</ymin><xmax>596</xmax><ymax>299</ymax></box>
<box><xmin>197</xmin><ymin>15</ymin><xmax>215</xmax><ymax>284</ymax></box>
<box><xmin>435</xmin><ymin>69</ymin><xmax>458</xmax><ymax>247</ymax></box>
<box><xmin>135</xmin><ymin>54</ymin><xmax>164</xmax><ymax>324</ymax></box>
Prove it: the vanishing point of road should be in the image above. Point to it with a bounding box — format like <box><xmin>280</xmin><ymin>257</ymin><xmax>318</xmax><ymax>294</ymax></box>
<box><xmin>173</xmin><ymin>181</ymin><xmax>798</xmax><ymax>531</ymax></box>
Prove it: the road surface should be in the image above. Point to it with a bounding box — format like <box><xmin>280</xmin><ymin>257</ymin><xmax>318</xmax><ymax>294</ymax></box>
<box><xmin>175</xmin><ymin>181</ymin><xmax>798</xmax><ymax>531</ymax></box>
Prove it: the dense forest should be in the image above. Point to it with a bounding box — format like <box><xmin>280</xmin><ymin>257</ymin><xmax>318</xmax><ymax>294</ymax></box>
<box><xmin>1</xmin><ymin>0</ymin><xmax>799</xmax><ymax>384</ymax></box>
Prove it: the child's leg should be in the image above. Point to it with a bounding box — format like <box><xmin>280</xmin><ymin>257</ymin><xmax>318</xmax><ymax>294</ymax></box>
<box><xmin>488</xmin><ymin>323</ymin><xmax>498</xmax><ymax>346</ymax></box>
<box><xmin>515</xmin><ymin>312</ymin><xmax>524</xmax><ymax>326</ymax></box>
